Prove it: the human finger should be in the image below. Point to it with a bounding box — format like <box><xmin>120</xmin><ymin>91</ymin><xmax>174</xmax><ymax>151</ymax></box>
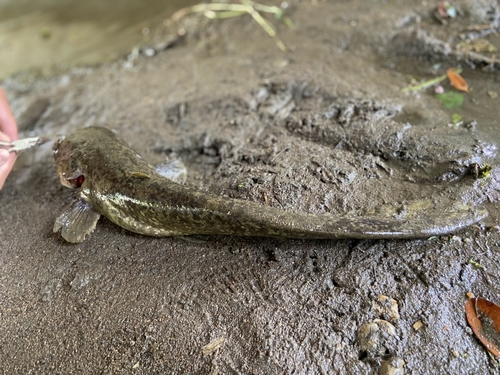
<box><xmin>0</xmin><ymin>88</ymin><xmax>18</xmax><ymax>141</ymax></box>
<box><xmin>0</xmin><ymin>151</ymin><xmax>16</xmax><ymax>189</ymax></box>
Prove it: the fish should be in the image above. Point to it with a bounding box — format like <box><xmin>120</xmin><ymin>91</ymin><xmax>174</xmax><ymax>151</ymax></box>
<box><xmin>52</xmin><ymin>126</ymin><xmax>487</xmax><ymax>243</ymax></box>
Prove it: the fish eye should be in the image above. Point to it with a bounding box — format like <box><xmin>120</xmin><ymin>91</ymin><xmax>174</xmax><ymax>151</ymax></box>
<box><xmin>52</xmin><ymin>136</ymin><xmax>65</xmax><ymax>150</ymax></box>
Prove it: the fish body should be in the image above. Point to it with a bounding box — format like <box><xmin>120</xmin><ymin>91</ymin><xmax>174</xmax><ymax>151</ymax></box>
<box><xmin>53</xmin><ymin>127</ymin><xmax>487</xmax><ymax>243</ymax></box>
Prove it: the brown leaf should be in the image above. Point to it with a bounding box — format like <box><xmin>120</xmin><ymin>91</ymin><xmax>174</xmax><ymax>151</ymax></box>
<box><xmin>465</xmin><ymin>297</ymin><xmax>500</xmax><ymax>357</ymax></box>
<box><xmin>447</xmin><ymin>68</ymin><xmax>470</xmax><ymax>93</ymax></box>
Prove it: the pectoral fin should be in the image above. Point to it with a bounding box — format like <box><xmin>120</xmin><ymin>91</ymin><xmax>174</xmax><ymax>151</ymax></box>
<box><xmin>53</xmin><ymin>199</ymin><xmax>101</xmax><ymax>243</ymax></box>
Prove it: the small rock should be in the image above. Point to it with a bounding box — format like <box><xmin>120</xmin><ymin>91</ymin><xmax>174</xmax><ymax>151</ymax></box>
<box><xmin>141</xmin><ymin>46</ymin><xmax>156</xmax><ymax>57</ymax></box>
<box><xmin>123</xmin><ymin>61</ymin><xmax>134</xmax><ymax>69</ymax></box>
<box><xmin>373</xmin><ymin>295</ymin><xmax>400</xmax><ymax>323</ymax></box>
<box><xmin>434</xmin><ymin>85</ymin><xmax>444</xmax><ymax>94</ymax></box>
<box><xmin>380</xmin><ymin>356</ymin><xmax>405</xmax><ymax>375</ymax></box>
<box><xmin>413</xmin><ymin>320</ymin><xmax>423</xmax><ymax>331</ymax></box>
<box><xmin>357</xmin><ymin>319</ymin><xmax>397</xmax><ymax>357</ymax></box>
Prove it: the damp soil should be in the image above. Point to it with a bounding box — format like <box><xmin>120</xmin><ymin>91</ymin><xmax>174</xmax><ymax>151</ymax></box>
<box><xmin>1</xmin><ymin>0</ymin><xmax>500</xmax><ymax>373</ymax></box>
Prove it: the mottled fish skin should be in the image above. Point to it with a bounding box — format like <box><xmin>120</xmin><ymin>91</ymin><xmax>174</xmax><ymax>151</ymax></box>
<box><xmin>53</xmin><ymin>126</ymin><xmax>487</xmax><ymax>243</ymax></box>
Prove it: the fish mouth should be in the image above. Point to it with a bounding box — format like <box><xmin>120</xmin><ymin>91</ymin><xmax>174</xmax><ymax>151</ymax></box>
<box><xmin>69</xmin><ymin>174</ymin><xmax>85</xmax><ymax>188</ymax></box>
<box><xmin>60</xmin><ymin>173</ymin><xmax>85</xmax><ymax>189</ymax></box>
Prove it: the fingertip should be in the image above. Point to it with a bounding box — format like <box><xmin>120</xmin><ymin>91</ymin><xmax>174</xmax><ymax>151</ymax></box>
<box><xmin>0</xmin><ymin>132</ymin><xmax>11</xmax><ymax>143</ymax></box>
<box><xmin>0</xmin><ymin>148</ymin><xmax>10</xmax><ymax>164</ymax></box>
<box><xmin>0</xmin><ymin>89</ymin><xmax>18</xmax><ymax>140</ymax></box>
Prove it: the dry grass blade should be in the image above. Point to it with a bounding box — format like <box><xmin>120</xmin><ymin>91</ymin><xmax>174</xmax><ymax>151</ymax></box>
<box><xmin>172</xmin><ymin>1</ymin><xmax>290</xmax><ymax>52</ymax></box>
<box><xmin>202</xmin><ymin>337</ymin><xmax>226</xmax><ymax>356</ymax></box>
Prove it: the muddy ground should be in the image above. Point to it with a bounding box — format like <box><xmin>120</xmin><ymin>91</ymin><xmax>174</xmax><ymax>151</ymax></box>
<box><xmin>1</xmin><ymin>0</ymin><xmax>500</xmax><ymax>374</ymax></box>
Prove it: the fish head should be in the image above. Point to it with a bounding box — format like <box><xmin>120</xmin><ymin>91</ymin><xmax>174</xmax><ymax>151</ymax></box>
<box><xmin>53</xmin><ymin>133</ymin><xmax>86</xmax><ymax>189</ymax></box>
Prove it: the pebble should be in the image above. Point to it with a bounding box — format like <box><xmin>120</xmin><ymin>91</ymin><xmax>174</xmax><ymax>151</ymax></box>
<box><xmin>412</xmin><ymin>320</ymin><xmax>423</xmax><ymax>331</ymax></box>
<box><xmin>373</xmin><ymin>295</ymin><xmax>400</xmax><ymax>323</ymax></box>
<box><xmin>380</xmin><ymin>356</ymin><xmax>405</xmax><ymax>375</ymax></box>
<box><xmin>357</xmin><ymin>319</ymin><xmax>397</xmax><ymax>357</ymax></box>
<box><xmin>141</xmin><ymin>46</ymin><xmax>156</xmax><ymax>57</ymax></box>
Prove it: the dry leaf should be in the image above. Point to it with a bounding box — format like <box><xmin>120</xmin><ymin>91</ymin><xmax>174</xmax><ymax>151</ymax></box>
<box><xmin>447</xmin><ymin>68</ymin><xmax>470</xmax><ymax>93</ymax></box>
<box><xmin>465</xmin><ymin>297</ymin><xmax>500</xmax><ymax>357</ymax></box>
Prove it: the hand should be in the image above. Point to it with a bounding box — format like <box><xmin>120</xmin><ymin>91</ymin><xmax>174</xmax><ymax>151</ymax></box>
<box><xmin>0</xmin><ymin>88</ymin><xmax>18</xmax><ymax>189</ymax></box>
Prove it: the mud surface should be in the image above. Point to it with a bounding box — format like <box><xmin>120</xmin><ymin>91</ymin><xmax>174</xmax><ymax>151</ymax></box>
<box><xmin>1</xmin><ymin>1</ymin><xmax>500</xmax><ymax>373</ymax></box>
